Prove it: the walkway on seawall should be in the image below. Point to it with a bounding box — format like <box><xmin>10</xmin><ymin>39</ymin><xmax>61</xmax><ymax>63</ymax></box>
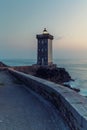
<box><xmin>0</xmin><ymin>70</ymin><xmax>69</xmax><ymax>130</ymax></box>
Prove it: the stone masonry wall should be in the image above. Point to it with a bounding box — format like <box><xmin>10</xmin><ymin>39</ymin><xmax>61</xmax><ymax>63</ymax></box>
<box><xmin>8</xmin><ymin>68</ymin><xmax>87</xmax><ymax>130</ymax></box>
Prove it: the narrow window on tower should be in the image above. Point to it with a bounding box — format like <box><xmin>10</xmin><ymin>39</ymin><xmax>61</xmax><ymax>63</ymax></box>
<box><xmin>42</xmin><ymin>49</ymin><xmax>43</xmax><ymax>52</ymax></box>
<box><xmin>42</xmin><ymin>40</ymin><xmax>43</xmax><ymax>44</ymax></box>
<box><xmin>44</xmin><ymin>39</ymin><xmax>47</xmax><ymax>43</ymax></box>
<box><xmin>38</xmin><ymin>40</ymin><xmax>40</xmax><ymax>44</ymax></box>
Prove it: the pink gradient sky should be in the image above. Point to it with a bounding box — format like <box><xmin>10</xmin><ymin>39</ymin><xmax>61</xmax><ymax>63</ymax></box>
<box><xmin>0</xmin><ymin>0</ymin><xmax>87</xmax><ymax>59</ymax></box>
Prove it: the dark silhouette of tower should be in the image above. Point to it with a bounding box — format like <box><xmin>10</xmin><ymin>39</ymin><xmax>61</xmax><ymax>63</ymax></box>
<box><xmin>36</xmin><ymin>28</ymin><xmax>54</xmax><ymax>65</ymax></box>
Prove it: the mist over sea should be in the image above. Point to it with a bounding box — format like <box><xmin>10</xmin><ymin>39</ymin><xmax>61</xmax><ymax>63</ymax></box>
<box><xmin>2</xmin><ymin>58</ymin><xmax>87</xmax><ymax>96</ymax></box>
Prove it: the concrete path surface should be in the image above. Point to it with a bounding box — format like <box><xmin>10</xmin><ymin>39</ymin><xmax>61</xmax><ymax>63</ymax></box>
<box><xmin>0</xmin><ymin>70</ymin><xmax>69</xmax><ymax>130</ymax></box>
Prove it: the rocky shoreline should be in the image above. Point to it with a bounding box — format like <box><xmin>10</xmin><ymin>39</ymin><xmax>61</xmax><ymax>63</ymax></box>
<box><xmin>35</xmin><ymin>67</ymin><xmax>71</xmax><ymax>83</ymax></box>
<box><xmin>12</xmin><ymin>65</ymin><xmax>80</xmax><ymax>92</ymax></box>
<box><xmin>0</xmin><ymin>61</ymin><xmax>80</xmax><ymax>92</ymax></box>
<box><xmin>34</xmin><ymin>66</ymin><xmax>80</xmax><ymax>92</ymax></box>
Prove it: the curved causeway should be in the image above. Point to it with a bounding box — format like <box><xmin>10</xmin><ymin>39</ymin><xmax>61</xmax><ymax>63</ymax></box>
<box><xmin>0</xmin><ymin>70</ymin><xmax>69</xmax><ymax>130</ymax></box>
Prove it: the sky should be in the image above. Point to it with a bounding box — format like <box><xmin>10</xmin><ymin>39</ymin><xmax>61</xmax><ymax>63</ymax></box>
<box><xmin>0</xmin><ymin>0</ymin><xmax>87</xmax><ymax>59</ymax></box>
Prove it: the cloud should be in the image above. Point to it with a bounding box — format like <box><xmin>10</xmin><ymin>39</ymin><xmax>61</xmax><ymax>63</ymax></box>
<box><xmin>54</xmin><ymin>36</ymin><xmax>64</xmax><ymax>41</ymax></box>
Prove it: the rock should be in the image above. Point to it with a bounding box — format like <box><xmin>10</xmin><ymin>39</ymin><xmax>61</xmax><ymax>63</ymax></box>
<box><xmin>35</xmin><ymin>67</ymin><xmax>72</xmax><ymax>83</ymax></box>
<box><xmin>72</xmin><ymin>88</ymin><xmax>80</xmax><ymax>92</ymax></box>
<box><xmin>63</xmin><ymin>84</ymin><xmax>80</xmax><ymax>92</ymax></box>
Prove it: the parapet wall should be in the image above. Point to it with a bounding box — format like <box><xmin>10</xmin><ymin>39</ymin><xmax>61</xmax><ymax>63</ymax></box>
<box><xmin>8</xmin><ymin>68</ymin><xmax>87</xmax><ymax>130</ymax></box>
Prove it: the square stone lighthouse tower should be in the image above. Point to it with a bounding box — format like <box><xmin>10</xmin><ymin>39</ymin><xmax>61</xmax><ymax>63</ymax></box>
<box><xmin>36</xmin><ymin>28</ymin><xmax>54</xmax><ymax>66</ymax></box>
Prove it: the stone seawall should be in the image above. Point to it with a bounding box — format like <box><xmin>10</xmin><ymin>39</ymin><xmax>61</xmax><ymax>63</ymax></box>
<box><xmin>8</xmin><ymin>68</ymin><xmax>87</xmax><ymax>130</ymax></box>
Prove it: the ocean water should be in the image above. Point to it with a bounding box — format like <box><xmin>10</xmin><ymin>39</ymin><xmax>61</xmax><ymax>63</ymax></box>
<box><xmin>1</xmin><ymin>58</ymin><xmax>87</xmax><ymax>96</ymax></box>
<box><xmin>54</xmin><ymin>59</ymin><xmax>87</xmax><ymax>96</ymax></box>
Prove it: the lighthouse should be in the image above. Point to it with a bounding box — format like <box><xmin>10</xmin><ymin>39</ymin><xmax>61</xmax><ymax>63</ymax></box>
<box><xmin>36</xmin><ymin>28</ymin><xmax>54</xmax><ymax>66</ymax></box>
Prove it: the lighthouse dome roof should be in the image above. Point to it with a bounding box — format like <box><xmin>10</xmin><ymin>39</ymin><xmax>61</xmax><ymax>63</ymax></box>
<box><xmin>43</xmin><ymin>28</ymin><xmax>49</xmax><ymax>34</ymax></box>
